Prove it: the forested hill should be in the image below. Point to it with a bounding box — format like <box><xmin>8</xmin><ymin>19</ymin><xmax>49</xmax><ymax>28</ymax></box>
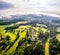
<box><xmin>0</xmin><ymin>14</ymin><xmax>60</xmax><ymax>25</ymax></box>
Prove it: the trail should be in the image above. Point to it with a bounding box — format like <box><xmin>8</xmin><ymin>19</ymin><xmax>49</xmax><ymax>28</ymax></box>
<box><xmin>45</xmin><ymin>38</ymin><xmax>50</xmax><ymax>55</ymax></box>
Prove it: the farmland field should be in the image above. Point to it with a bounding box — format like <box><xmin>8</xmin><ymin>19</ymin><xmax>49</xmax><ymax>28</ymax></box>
<box><xmin>0</xmin><ymin>22</ymin><xmax>60</xmax><ymax>55</ymax></box>
<box><xmin>0</xmin><ymin>23</ymin><xmax>49</xmax><ymax>55</ymax></box>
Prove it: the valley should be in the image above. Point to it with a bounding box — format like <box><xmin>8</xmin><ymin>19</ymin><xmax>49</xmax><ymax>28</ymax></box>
<box><xmin>0</xmin><ymin>14</ymin><xmax>60</xmax><ymax>55</ymax></box>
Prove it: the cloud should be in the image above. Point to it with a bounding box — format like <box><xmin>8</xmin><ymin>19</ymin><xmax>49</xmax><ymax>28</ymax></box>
<box><xmin>47</xmin><ymin>0</ymin><xmax>60</xmax><ymax>8</ymax></box>
<box><xmin>0</xmin><ymin>1</ymin><xmax>14</xmax><ymax>10</ymax></box>
<box><xmin>0</xmin><ymin>0</ymin><xmax>60</xmax><ymax>15</ymax></box>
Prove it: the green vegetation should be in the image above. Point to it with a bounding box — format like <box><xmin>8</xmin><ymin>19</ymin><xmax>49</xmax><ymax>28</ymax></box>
<box><xmin>0</xmin><ymin>23</ymin><xmax>60</xmax><ymax>55</ymax></box>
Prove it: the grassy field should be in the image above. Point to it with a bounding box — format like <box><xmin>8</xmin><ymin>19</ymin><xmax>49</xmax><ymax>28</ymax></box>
<box><xmin>4</xmin><ymin>30</ymin><xmax>27</xmax><ymax>55</ymax></box>
<box><xmin>0</xmin><ymin>22</ymin><xmax>57</xmax><ymax>55</ymax></box>
<box><xmin>56</xmin><ymin>27</ymin><xmax>60</xmax><ymax>41</ymax></box>
<box><xmin>57</xmin><ymin>27</ymin><xmax>60</xmax><ymax>32</ymax></box>
<box><xmin>56</xmin><ymin>34</ymin><xmax>60</xmax><ymax>41</ymax></box>
<box><xmin>0</xmin><ymin>24</ymin><xmax>27</xmax><ymax>55</ymax></box>
<box><xmin>0</xmin><ymin>23</ymin><xmax>49</xmax><ymax>42</ymax></box>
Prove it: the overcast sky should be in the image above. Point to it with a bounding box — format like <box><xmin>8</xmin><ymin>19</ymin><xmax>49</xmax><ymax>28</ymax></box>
<box><xmin>0</xmin><ymin>0</ymin><xmax>60</xmax><ymax>16</ymax></box>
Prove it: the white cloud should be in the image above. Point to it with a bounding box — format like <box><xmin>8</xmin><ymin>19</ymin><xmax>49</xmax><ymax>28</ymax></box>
<box><xmin>0</xmin><ymin>0</ymin><xmax>60</xmax><ymax>15</ymax></box>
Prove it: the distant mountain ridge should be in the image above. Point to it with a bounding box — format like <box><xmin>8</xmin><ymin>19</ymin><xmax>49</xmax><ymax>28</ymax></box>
<box><xmin>0</xmin><ymin>13</ymin><xmax>60</xmax><ymax>25</ymax></box>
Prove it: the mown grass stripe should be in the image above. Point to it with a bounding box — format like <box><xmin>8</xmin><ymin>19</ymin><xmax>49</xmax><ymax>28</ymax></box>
<box><xmin>4</xmin><ymin>30</ymin><xmax>27</xmax><ymax>55</ymax></box>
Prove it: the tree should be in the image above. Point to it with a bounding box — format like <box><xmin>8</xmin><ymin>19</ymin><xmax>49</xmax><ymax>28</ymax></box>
<box><xmin>34</xmin><ymin>42</ymin><xmax>44</xmax><ymax>55</ymax></box>
<box><xmin>49</xmin><ymin>37</ymin><xmax>60</xmax><ymax>55</ymax></box>
<box><xmin>24</xmin><ymin>45</ymin><xmax>34</xmax><ymax>55</ymax></box>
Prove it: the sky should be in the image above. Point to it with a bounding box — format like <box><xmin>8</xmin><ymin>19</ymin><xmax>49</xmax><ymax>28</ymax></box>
<box><xmin>0</xmin><ymin>0</ymin><xmax>60</xmax><ymax>16</ymax></box>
